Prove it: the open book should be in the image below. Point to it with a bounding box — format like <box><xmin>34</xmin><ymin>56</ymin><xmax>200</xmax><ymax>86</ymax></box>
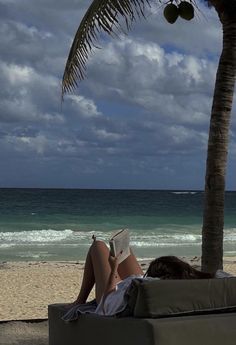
<box><xmin>109</xmin><ymin>229</ymin><xmax>130</xmax><ymax>264</ymax></box>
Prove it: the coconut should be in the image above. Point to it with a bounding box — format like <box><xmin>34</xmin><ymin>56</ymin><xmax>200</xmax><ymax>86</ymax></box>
<box><xmin>163</xmin><ymin>4</ymin><xmax>179</xmax><ymax>24</ymax></box>
<box><xmin>178</xmin><ymin>1</ymin><xmax>194</xmax><ymax>21</ymax></box>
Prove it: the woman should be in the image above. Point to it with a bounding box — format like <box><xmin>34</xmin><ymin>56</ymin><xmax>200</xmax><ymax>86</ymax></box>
<box><xmin>68</xmin><ymin>237</ymin><xmax>213</xmax><ymax>317</ymax></box>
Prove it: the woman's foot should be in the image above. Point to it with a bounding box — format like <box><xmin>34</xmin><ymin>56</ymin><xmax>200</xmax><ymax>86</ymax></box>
<box><xmin>92</xmin><ymin>234</ymin><xmax>96</xmax><ymax>242</ymax></box>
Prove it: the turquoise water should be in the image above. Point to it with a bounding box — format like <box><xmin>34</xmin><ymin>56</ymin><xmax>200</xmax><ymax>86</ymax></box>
<box><xmin>0</xmin><ymin>188</ymin><xmax>235</xmax><ymax>261</ymax></box>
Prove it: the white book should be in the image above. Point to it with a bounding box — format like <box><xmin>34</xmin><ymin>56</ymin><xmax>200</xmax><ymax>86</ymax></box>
<box><xmin>109</xmin><ymin>229</ymin><xmax>130</xmax><ymax>264</ymax></box>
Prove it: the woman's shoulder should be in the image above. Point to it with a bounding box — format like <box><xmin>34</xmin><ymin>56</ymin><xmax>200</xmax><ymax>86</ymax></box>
<box><xmin>118</xmin><ymin>275</ymin><xmax>160</xmax><ymax>289</ymax></box>
<box><xmin>129</xmin><ymin>275</ymin><xmax>160</xmax><ymax>283</ymax></box>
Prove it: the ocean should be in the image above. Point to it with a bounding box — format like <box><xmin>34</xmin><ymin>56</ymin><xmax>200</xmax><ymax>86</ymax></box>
<box><xmin>0</xmin><ymin>188</ymin><xmax>235</xmax><ymax>261</ymax></box>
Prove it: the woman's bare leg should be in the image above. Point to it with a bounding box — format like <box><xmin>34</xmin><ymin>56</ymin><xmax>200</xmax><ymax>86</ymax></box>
<box><xmin>76</xmin><ymin>239</ymin><xmax>121</xmax><ymax>304</ymax></box>
<box><xmin>75</xmin><ymin>245</ymin><xmax>95</xmax><ymax>304</ymax></box>
<box><xmin>76</xmin><ymin>241</ymin><xmax>143</xmax><ymax>304</ymax></box>
<box><xmin>90</xmin><ymin>240</ymin><xmax>121</xmax><ymax>303</ymax></box>
<box><xmin>118</xmin><ymin>248</ymin><xmax>144</xmax><ymax>279</ymax></box>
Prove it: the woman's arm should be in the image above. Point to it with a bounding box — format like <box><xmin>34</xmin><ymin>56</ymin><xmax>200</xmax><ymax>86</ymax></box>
<box><xmin>99</xmin><ymin>254</ymin><xmax>121</xmax><ymax>314</ymax></box>
<box><xmin>103</xmin><ymin>254</ymin><xmax>120</xmax><ymax>297</ymax></box>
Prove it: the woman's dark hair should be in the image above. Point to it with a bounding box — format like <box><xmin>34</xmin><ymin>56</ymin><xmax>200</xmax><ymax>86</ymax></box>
<box><xmin>144</xmin><ymin>256</ymin><xmax>214</xmax><ymax>279</ymax></box>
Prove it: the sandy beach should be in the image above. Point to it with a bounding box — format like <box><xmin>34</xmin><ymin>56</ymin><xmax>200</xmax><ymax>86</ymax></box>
<box><xmin>0</xmin><ymin>257</ymin><xmax>236</xmax><ymax>321</ymax></box>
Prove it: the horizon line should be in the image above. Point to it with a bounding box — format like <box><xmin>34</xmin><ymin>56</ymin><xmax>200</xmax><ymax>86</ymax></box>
<box><xmin>0</xmin><ymin>187</ymin><xmax>235</xmax><ymax>192</ymax></box>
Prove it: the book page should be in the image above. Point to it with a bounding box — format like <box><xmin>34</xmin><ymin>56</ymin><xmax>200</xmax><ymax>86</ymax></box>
<box><xmin>109</xmin><ymin>229</ymin><xmax>130</xmax><ymax>264</ymax></box>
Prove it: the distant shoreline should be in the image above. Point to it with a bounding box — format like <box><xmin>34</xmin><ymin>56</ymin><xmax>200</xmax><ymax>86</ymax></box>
<box><xmin>0</xmin><ymin>186</ymin><xmax>236</xmax><ymax>192</ymax></box>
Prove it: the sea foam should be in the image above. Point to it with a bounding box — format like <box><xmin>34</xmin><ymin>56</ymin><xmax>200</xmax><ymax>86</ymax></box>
<box><xmin>0</xmin><ymin>229</ymin><xmax>74</xmax><ymax>245</ymax></box>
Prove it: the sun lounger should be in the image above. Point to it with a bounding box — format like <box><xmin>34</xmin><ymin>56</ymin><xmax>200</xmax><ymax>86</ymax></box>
<box><xmin>49</xmin><ymin>277</ymin><xmax>236</xmax><ymax>345</ymax></box>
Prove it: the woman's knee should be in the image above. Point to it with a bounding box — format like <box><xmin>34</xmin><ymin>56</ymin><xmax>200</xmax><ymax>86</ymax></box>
<box><xmin>91</xmin><ymin>240</ymin><xmax>108</xmax><ymax>254</ymax></box>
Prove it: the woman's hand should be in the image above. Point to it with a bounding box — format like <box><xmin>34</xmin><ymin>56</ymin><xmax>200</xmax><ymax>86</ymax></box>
<box><xmin>108</xmin><ymin>251</ymin><xmax>123</xmax><ymax>272</ymax></box>
<box><xmin>102</xmin><ymin>251</ymin><xmax>123</xmax><ymax>304</ymax></box>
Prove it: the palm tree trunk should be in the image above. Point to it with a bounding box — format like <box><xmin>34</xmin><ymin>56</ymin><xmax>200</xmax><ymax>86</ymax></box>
<box><xmin>201</xmin><ymin>14</ymin><xmax>236</xmax><ymax>273</ymax></box>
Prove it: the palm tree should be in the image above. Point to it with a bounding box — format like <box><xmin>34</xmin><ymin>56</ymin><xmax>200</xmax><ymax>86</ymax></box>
<box><xmin>61</xmin><ymin>0</ymin><xmax>236</xmax><ymax>273</ymax></box>
<box><xmin>201</xmin><ymin>0</ymin><xmax>236</xmax><ymax>272</ymax></box>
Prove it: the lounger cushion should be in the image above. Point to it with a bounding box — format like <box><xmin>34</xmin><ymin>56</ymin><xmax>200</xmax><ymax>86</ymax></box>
<box><xmin>128</xmin><ymin>278</ymin><xmax>236</xmax><ymax>318</ymax></box>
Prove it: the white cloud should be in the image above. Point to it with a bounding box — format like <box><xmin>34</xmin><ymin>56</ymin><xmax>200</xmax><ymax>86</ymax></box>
<box><xmin>3</xmin><ymin>64</ymin><xmax>33</xmax><ymax>84</ymax></box>
<box><xmin>0</xmin><ymin>60</ymin><xmax>63</xmax><ymax>124</ymax></box>
<box><xmin>95</xmin><ymin>128</ymin><xmax>125</xmax><ymax>141</ymax></box>
<box><xmin>66</xmin><ymin>95</ymin><xmax>102</xmax><ymax>118</ymax></box>
<box><xmin>84</xmin><ymin>37</ymin><xmax>216</xmax><ymax>131</ymax></box>
<box><xmin>4</xmin><ymin>134</ymin><xmax>48</xmax><ymax>155</ymax></box>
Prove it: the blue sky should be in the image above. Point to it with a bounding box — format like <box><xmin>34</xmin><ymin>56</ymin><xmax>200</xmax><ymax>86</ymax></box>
<box><xmin>0</xmin><ymin>0</ymin><xmax>235</xmax><ymax>190</ymax></box>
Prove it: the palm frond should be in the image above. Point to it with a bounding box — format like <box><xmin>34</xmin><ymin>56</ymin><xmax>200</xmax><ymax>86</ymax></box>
<box><xmin>62</xmin><ymin>0</ymin><xmax>151</xmax><ymax>99</ymax></box>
